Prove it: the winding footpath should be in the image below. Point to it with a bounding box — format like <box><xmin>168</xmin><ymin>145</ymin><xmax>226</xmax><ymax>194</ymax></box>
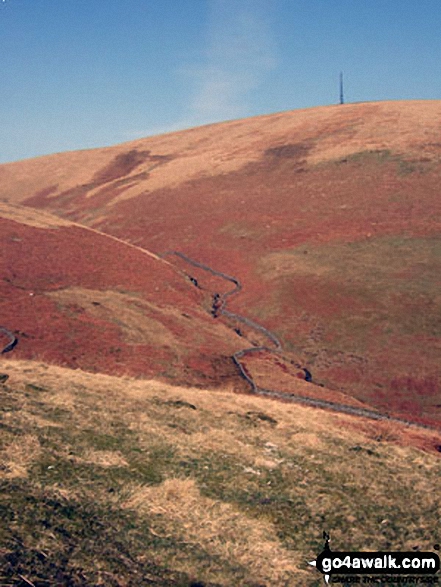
<box><xmin>162</xmin><ymin>251</ymin><xmax>439</xmax><ymax>432</ymax></box>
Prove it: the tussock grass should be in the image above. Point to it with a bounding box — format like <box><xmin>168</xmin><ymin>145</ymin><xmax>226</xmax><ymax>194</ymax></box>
<box><xmin>2</xmin><ymin>433</ymin><xmax>41</xmax><ymax>478</ymax></box>
<box><xmin>123</xmin><ymin>477</ymin><xmax>300</xmax><ymax>584</ymax></box>
<box><xmin>1</xmin><ymin>359</ymin><xmax>440</xmax><ymax>586</ymax></box>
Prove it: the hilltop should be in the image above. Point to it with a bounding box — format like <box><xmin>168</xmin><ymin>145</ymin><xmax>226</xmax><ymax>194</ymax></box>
<box><xmin>1</xmin><ymin>101</ymin><xmax>441</xmax><ymax>425</ymax></box>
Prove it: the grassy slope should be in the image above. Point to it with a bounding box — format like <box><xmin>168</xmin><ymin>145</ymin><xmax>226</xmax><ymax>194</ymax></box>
<box><xmin>1</xmin><ymin>360</ymin><xmax>440</xmax><ymax>586</ymax></box>
<box><xmin>257</xmin><ymin>233</ymin><xmax>441</xmax><ymax>419</ymax></box>
<box><xmin>1</xmin><ymin>102</ymin><xmax>441</xmax><ymax>423</ymax></box>
<box><xmin>0</xmin><ymin>203</ymin><xmax>247</xmax><ymax>388</ymax></box>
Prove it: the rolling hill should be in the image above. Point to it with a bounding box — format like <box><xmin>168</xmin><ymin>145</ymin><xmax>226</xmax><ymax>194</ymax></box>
<box><xmin>1</xmin><ymin>100</ymin><xmax>441</xmax><ymax>425</ymax></box>
<box><xmin>1</xmin><ymin>102</ymin><xmax>441</xmax><ymax>587</ymax></box>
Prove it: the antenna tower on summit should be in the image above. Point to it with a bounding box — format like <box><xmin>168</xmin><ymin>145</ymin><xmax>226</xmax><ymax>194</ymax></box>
<box><xmin>339</xmin><ymin>72</ymin><xmax>344</xmax><ymax>105</ymax></box>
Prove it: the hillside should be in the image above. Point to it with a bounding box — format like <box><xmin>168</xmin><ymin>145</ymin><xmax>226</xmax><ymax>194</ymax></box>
<box><xmin>0</xmin><ymin>202</ymin><xmax>255</xmax><ymax>388</ymax></box>
<box><xmin>1</xmin><ymin>360</ymin><xmax>440</xmax><ymax>586</ymax></box>
<box><xmin>1</xmin><ymin>101</ymin><xmax>441</xmax><ymax>425</ymax></box>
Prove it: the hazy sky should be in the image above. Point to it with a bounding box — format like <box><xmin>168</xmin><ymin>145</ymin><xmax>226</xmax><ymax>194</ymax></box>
<box><xmin>1</xmin><ymin>0</ymin><xmax>441</xmax><ymax>163</ymax></box>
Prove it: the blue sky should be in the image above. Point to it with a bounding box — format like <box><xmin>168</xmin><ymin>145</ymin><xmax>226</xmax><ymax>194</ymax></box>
<box><xmin>1</xmin><ymin>0</ymin><xmax>441</xmax><ymax>163</ymax></box>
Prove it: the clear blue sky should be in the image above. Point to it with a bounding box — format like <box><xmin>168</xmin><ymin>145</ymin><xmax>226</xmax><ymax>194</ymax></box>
<box><xmin>1</xmin><ymin>0</ymin><xmax>441</xmax><ymax>163</ymax></box>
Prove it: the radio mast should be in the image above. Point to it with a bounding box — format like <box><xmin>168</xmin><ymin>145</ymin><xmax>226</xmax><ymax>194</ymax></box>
<box><xmin>339</xmin><ymin>72</ymin><xmax>344</xmax><ymax>105</ymax></box>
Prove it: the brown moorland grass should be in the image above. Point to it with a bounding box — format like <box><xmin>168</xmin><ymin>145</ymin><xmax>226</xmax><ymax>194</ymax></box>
<box><xmin>1</xmin><ymin>360</ymin><xmax>440</xmax><ymax>586</ymax></box>
<box><xmin>0</xmin><ymin>200</ymin><xmax>74</xmax><ymax>229</ymax></box>
<box><xmin>1</xmin><ymin>101</ymin><xmax>441</xmax><ymax>424</ymax></box>
<box><xmin>0</xmin><ymin>202</ymin><xmax>250</xmax><ymax>388</ymax></box>
<box><xmin>2</xmin><ymin>101</ymin><xmax>441</xmax><ymax>205</ymax></box>
<box><xmin>256</xmin><ymin>235</ymin><xmax>441</xmax><ymax>422</ymax></box>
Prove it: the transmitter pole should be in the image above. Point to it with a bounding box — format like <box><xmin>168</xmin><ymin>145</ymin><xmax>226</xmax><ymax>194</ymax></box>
<box><xmin>339</xmin><ymin>72</ymin><xmax>344</xmax><ymax>105</ymax></box>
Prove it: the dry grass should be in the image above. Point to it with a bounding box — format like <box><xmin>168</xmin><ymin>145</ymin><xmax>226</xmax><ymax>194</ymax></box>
<box><xmin>1</xmin><ymin>433</ymin><xmax>41</xmax><ymax>478</ymax></box>
<box><xmin>2</xmin><ymin>100</ymin><xmax>441</xmax><ymax>207</ymax></box>
<box><xmin>123</xmin><ymin>477</ymin><xmax>303</xmax><ymax>584</ymax></box>
<box><xmin>75</xmin><ymin>448</ymin><xmax>129</xmax><ymax>468</ymax></box>
<box><xmin>0</xmin><ymin>200</ymin><xmax>73</xmax><ymax>228</ymax></box>
<box><xmin>48</xmin><ymin>287</ymin><xmax>178</xmax><ymax>347</ymax></box>
<box><xmin>1</xmin><ymin>359</ymin><xmax>440</xmax><ymax>586</ymax></box>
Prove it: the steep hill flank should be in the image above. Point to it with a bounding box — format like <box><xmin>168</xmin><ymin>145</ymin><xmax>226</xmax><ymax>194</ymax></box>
<box><xmin>0</xmin><ymin>203</ymin><xmax>251</xmax><ymax>386</ymax></box>
<box><xmin>1</xmin><ymin>101</ymin><xmax>441</xmax><ymax>425</ymax></box>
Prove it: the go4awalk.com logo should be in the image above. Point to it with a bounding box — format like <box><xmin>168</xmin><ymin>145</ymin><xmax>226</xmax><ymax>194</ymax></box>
<box><xmin>309</xmin><ymin>533</ymin><xmax>440</xmax><ymax>584</ymax></box>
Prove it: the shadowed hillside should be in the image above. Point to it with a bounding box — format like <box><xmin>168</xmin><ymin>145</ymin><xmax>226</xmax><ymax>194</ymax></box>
<box><xmin>1</xmin><ymin>360</ymin><xmax>440</xmax><ymax>586</ymax></box>
<box><xmin>1</xmin><ymin>101</ymin><xmax>441</xmax><ymax>425</ymax></box>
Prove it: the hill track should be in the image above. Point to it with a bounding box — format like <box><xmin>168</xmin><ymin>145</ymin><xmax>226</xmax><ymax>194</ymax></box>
<box><xmin>162</xmin><ymin>252</ymin><xmax>439</xmax><ymax>433</ymax></box>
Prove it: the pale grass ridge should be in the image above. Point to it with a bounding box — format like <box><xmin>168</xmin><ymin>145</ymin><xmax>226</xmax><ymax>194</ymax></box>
<box><xmin>47</xmin><ymin>285</ymin><xmax>240</xmax><ymax>353</ymax></box>
<box><xmin>2</xmin><ymin>100</ymin><xmax>441</xmax><ymax>208</ymax></box>
<box><xmin>0</xmin><ymin>200</ymin><xmax>162</xmax><ymax>261</ymax></box>
<box><xmin>0</xmin><ymin>200</ymin><xmax>73</xmax><ymax>229</ymax></box>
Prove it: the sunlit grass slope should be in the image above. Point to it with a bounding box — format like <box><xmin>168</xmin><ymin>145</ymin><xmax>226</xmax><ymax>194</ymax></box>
<box><xmin>1</xmin><ymin>361</ymin><xmax>440</xmax><ymax>586</ymax></box>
